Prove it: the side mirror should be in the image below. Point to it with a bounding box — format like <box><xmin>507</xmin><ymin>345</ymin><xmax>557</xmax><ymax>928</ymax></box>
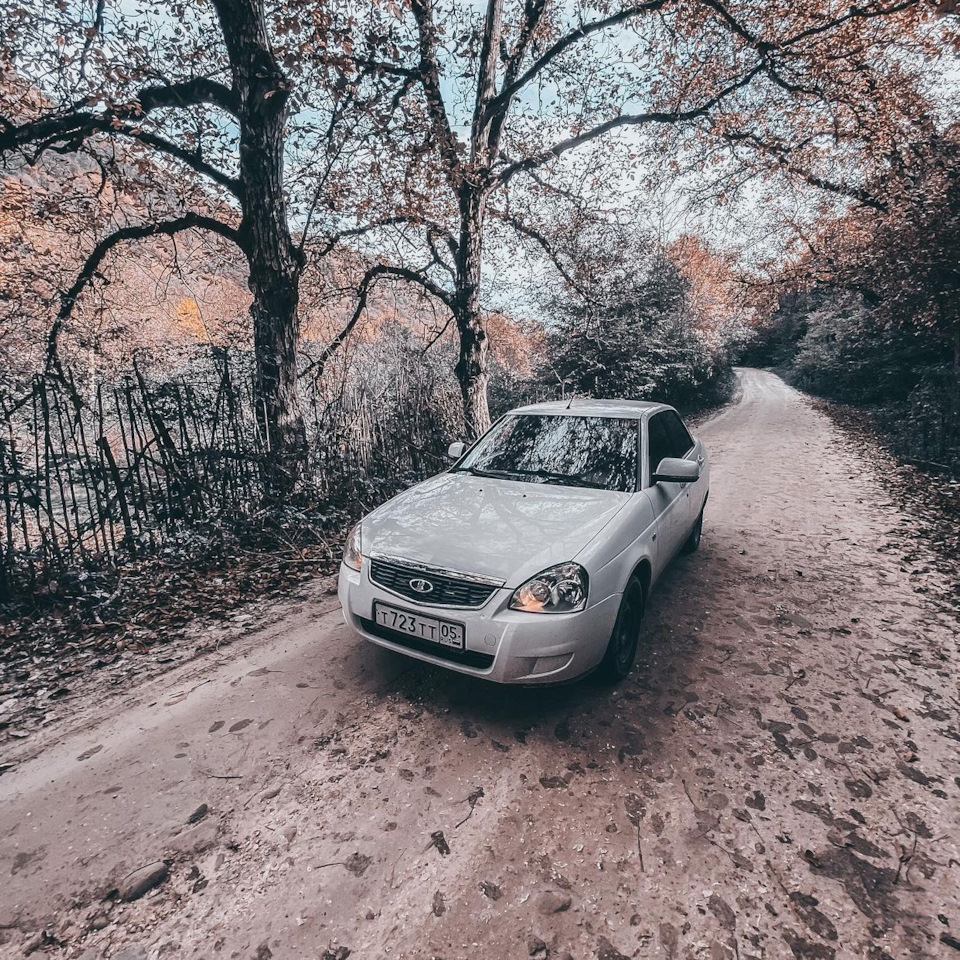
<box><xmin>447</xmin><ymin>441</ymin><xmax>467</xmax><ymax>460</ymax></box>
<box><xmin>653</xmin><ymin>457</ymin><xmax>700</xmax><ymax>484</ymax></box>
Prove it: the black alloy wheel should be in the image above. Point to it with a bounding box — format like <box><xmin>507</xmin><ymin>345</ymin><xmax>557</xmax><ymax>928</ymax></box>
<box><xmin>598</xmin><ymin>575</ymin><xmax>645</xmax><ymax>683</ymax></box>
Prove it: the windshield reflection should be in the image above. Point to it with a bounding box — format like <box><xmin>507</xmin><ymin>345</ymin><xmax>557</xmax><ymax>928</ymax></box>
<box><xmin>455</xmin><ymin>415</ymin><xmax>639</xmax><ymax>493</ymax></box>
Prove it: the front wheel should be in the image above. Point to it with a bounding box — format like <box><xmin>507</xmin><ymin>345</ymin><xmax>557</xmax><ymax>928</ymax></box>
<box><xmin>598</xmin><ymin>576</ymin><xmax>645</xmax><ymax>683</ymax></box>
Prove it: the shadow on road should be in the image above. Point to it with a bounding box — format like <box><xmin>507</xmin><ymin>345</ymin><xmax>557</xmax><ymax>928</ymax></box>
<box><xmin>352</xmin><ymin>545</ymin><xmax>722</xmax><ymax>756</ymax></box>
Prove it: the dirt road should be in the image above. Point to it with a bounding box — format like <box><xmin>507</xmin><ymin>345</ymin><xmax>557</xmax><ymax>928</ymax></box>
<box><xmin>1</xmin><ymin>369</ymin><xmax>958</xmax><ymax>960</ymax></box>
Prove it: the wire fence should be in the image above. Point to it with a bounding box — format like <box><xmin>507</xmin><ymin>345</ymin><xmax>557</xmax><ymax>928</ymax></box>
<box><xmin>0</xmin><ymin>343</ymin><xmax>461</xmax><ymax>600</ymax></box>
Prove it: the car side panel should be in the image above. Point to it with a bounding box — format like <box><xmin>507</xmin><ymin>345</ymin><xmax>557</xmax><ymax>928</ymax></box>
<box><xmin>644</xmin><ymin>481</ymin><xmax>689</xmax><ymax>578</ymax></box>
<box><xmin>641</xmin><ymin>409</ymin><xmax>687</xmax><ymax>578</ymax></box>
<box><xmin>578</xmin><ymin>410</ymin><xmax>704</xmax><ymax>604</ymax></box>
<box><xmin>575</xmin><ymin>493</ymin><xmax>657</xmax><ymax>607</ymax></box>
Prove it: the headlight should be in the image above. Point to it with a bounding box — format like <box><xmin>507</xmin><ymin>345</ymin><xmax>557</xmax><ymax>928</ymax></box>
<box><xmin>342</xmin><ymin>522</ymin><xmax>363</xmax><ymax>571</ymax></box>
<box><xmin>509</xmin><ymin>562</ymin><xmax>588</xmax><ymax>614</ymax></box>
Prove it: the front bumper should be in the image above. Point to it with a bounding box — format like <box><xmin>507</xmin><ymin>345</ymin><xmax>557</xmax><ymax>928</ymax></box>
<box><xmin>337</xmin><ymin>561</ymin><xmax>620</xmax><ymax>684</ymax></box>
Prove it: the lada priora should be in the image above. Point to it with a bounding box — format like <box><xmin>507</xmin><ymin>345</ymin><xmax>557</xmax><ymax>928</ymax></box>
<box><xmin>338</xmin><ymin>399</ymin><xmax>709</xmax><ymax>684</ymax></box>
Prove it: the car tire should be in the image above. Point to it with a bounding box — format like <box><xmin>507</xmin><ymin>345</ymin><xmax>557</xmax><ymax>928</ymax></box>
<box><xmin>598</xmin><ymin>575</ymin><xmax>645</xmax><ymax>683</ymax></box>
<box><xmin>681</xmin><ymin>506</ymin><xmax>704</xmax><ymax>554</ymax></box>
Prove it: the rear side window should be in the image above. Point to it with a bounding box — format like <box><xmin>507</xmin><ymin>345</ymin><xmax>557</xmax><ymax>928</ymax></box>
<box><xmin>663</xmin><ymin>411</ymin><xmax>694</xmax><ymax>457</ymax></box>
<box><xmin>647</xmin><ymin>413</ymin><xmax>673</xmax><ymax>481</ymax></box>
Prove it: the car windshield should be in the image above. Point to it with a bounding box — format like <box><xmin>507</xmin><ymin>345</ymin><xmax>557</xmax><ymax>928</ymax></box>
<box><xmin>455</xmin><ymin>414</ymin><xmax>638</xmax><ymax>493</ymax></box>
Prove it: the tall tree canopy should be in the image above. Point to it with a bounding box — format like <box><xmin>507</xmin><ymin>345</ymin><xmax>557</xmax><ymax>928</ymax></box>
<box><xmin>331</xmin><ymin>0</ymin><xmax>946</xmax><ymax>436</ymax></box>
<box><xmin>0</xmin><ymin>0</ymin><xmax>952</xmax><ymax>460</ymax></box>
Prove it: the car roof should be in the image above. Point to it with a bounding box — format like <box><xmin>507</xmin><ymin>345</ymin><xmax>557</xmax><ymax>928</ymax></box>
<box><xmin>507</xmin><ymin>398</ymin><xmax>672</xmax><ymax>420</ymax></box>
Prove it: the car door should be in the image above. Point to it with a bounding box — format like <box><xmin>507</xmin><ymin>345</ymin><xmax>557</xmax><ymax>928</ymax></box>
<box><xmin>661</xmin><ymin>409</ymin><xmax>703</xmax><ymax>529</ymax></box>
<box><xmin>644</xmin><ymin>411</ymin><xmax>689</xmax><ymax>576</ymax></box>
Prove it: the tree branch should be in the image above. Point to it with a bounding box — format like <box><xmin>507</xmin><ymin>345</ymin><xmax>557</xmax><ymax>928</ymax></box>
<box><xmin>314</xmin><ymin>216</ymin><xmax>458</xmax><ymax>259</ymax></box>
<box><xmin>471</xmin><ymin>0</ymin><xmax>504</xmax><ymax>164</ymax></box>
<box><xmin>501</xmin><ymin>0</ymin><xmax>549</xmax><ymax>89</ymax></box>
<box><xmin>301</xmin><ymin>261</ymin><xmax>454</xmax><ymax>379</ymax></box>
<box><xmin>372</xmin><ymin>263</ymin><xmax>456</xmax><ymax>307</ymax></box>
<box><xmin>496</xmin><ymin>65</ymin><xmax>762</xmax><ymax>185</ymax></box>
<box><xmin>699</xmin><ymin>0</ymin><xmax>922</xmax><ymax>54</ymax></box>
<box><xmin>116</xmin><ymin>125</ymin><xmax>243</xmax><ymax>198</ymax></box>
<box><xmin>0</xmin><ymin>77</ymin><xmax>239</xmax><ymax>158</ymax></box>
<box><xmin>483</xmin><ymin>1</ymin><xmax>669</xmax><ymax>122</ymax></box>
<box><xmin>722</xmin><ymin>129</ymin><xmax>888</xmax><ymax>210</ymax></box>
<box><xmin>47</xmin><ymin>213</ymin><xmax>244</xmax><ymax>372</ymax></box>
<box><xmin>300</xmin><ymin>265</ymin><xmax>385</xmax><ymax>379</ymax></box>
<box><xmin>426</xmin><ymin>229</ymin><xmax>457</xmax><ymax>279</ymax></box>
<box><xmin>409</xmin><ymin>0</ymin><xmax>464</xmax><ymax>186</ymax></box>
<box><xmin>79</xmin><ymin>0</ymin><xmax>107</xmax><ymax>80</ymax></box>
<box><xmin>782</xmin><ymin>0</ymin><xmax>922</xmax><ymax>47</ymax></box>
<box><xmin>134</xmin><ymin>76</ymin><xmax>239</xmax><ymax>116</ymax></box>
<box><xmin>486</xmin><ymin>0</ymin><xmax>548</xmax><ymax>158</ymax></box>
<box><xmin>499</xmin><ymin>160</ymin><xmax>593</xmax><ymax>213</ymax></box>
<box><xmin>492</xmin><ymin>208</ymin><xmax>587</xmax><ymax>296</ymax></box>
<box><xmin>697</xmin><ymin>0</ymin><xmax>768</xmax><ymax>49</ymax></box>
<box><xmin>421</xmin><ymin>313</ymin><xmax>455</xmax><ymax>355</ymax></box>
<box><xmin>353</xmin><ymin>57</ymin><xmax>418</xmax><ymax>80</ymax></box>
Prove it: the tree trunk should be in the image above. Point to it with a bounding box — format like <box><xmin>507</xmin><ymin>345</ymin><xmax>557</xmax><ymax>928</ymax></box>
<box><xmin>953</xmin><ymin>324</ymin><xmax>959</xmax><ymax>383</ymax></box>
<box><xmin>952</xmin><ymin>323</ymin><xmax>960</xmax><ymax>465</ymax></box>
<box><xmin>214</xmin><ymin>0</ymin><xmax>306</xmax><ymax>495</ymax></box>
<box><xmin>454</xmin><ymin>187</ymin><xmax>492</xmax><ymax>439</ymax></box>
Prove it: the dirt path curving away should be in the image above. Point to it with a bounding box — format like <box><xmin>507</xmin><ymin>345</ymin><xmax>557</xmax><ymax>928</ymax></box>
<box><xmin>1</xmin><ymin>369</ymin><xmax>958</xmax><ymax>960</ymax></box>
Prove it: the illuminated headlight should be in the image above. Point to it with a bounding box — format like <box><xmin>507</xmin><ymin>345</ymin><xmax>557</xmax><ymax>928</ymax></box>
<box><xmin>509</xmin><ymin>562</ymin><xmax>588</xmax><ymax>614</ymax></box>
<box><xmin>342</xmin><ymin>522</ymin><xmax>363</xmax><ymax>571</ymax></box>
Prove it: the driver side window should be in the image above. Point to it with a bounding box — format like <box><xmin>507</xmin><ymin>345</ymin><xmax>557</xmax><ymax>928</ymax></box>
<box><xmin>663</xmin><ymin>410</ymin><xmax>694</xmax><ymax>457</ymax></box>
<box><xmin>647</xmin><ymin>413</ymin><xmax>672</xmax><ymax>485</ymax></box>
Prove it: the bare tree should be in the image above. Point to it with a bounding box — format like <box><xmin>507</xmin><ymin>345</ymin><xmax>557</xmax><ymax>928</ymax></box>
<box><xmin>337</xmin><ymin>0</ymin><xmax>938</xmax><ymax>437</ymax></box>
<box><xmin>0</xmin><ymin>0</ymin><xmax>379</xmax><ymax>493</ymax></box>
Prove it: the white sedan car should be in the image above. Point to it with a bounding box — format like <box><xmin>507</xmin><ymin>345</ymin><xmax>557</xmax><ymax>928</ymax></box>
<box><xmin>338</xmin><ymin>399</ymin><xmax>709</xmax><ymax>684</ymax></box>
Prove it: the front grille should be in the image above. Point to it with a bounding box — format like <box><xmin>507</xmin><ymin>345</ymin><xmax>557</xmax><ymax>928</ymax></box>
<box><xmin>369</xmin><ymin>558</ymin><xmax>500</xmax><ymax>608</ymax></box>
<box><xmin>359</xmin><ymin>617</ymin><xmax>495</xmax><ymax>669</ymax></box>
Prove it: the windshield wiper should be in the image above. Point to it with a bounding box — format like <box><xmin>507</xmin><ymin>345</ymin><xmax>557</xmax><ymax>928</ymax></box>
<box><xmin>453</xmin><ymin>465</ymin><xmax>518</xmax><ymax>480</ymax></box>
<box><xmin>541</xmin><ymin>474</ymin><xmax>601</xmax><ymax>489</ymax></box>
<box><xmin>455</xmin><ymin>465</ymin><xmax>604</xmax><ymax>489</ymax></box>
<box><xmin>507</xmin><ymin>468</ymin><xmax>601</xmax><ymax>489</ymax></box>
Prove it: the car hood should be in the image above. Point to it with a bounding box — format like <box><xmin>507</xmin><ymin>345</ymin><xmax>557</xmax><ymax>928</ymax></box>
<box><xmin>362</xmin><ymin>472</ymin><xmax>631</xmax><ymax>587</ymax></box>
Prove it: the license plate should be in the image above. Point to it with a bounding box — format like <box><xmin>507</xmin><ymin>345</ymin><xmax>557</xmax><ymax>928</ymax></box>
<box><xmin>373</xmin><ymin>602</ymin><xmax>465</xmax><ymax>650</ymax></box>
